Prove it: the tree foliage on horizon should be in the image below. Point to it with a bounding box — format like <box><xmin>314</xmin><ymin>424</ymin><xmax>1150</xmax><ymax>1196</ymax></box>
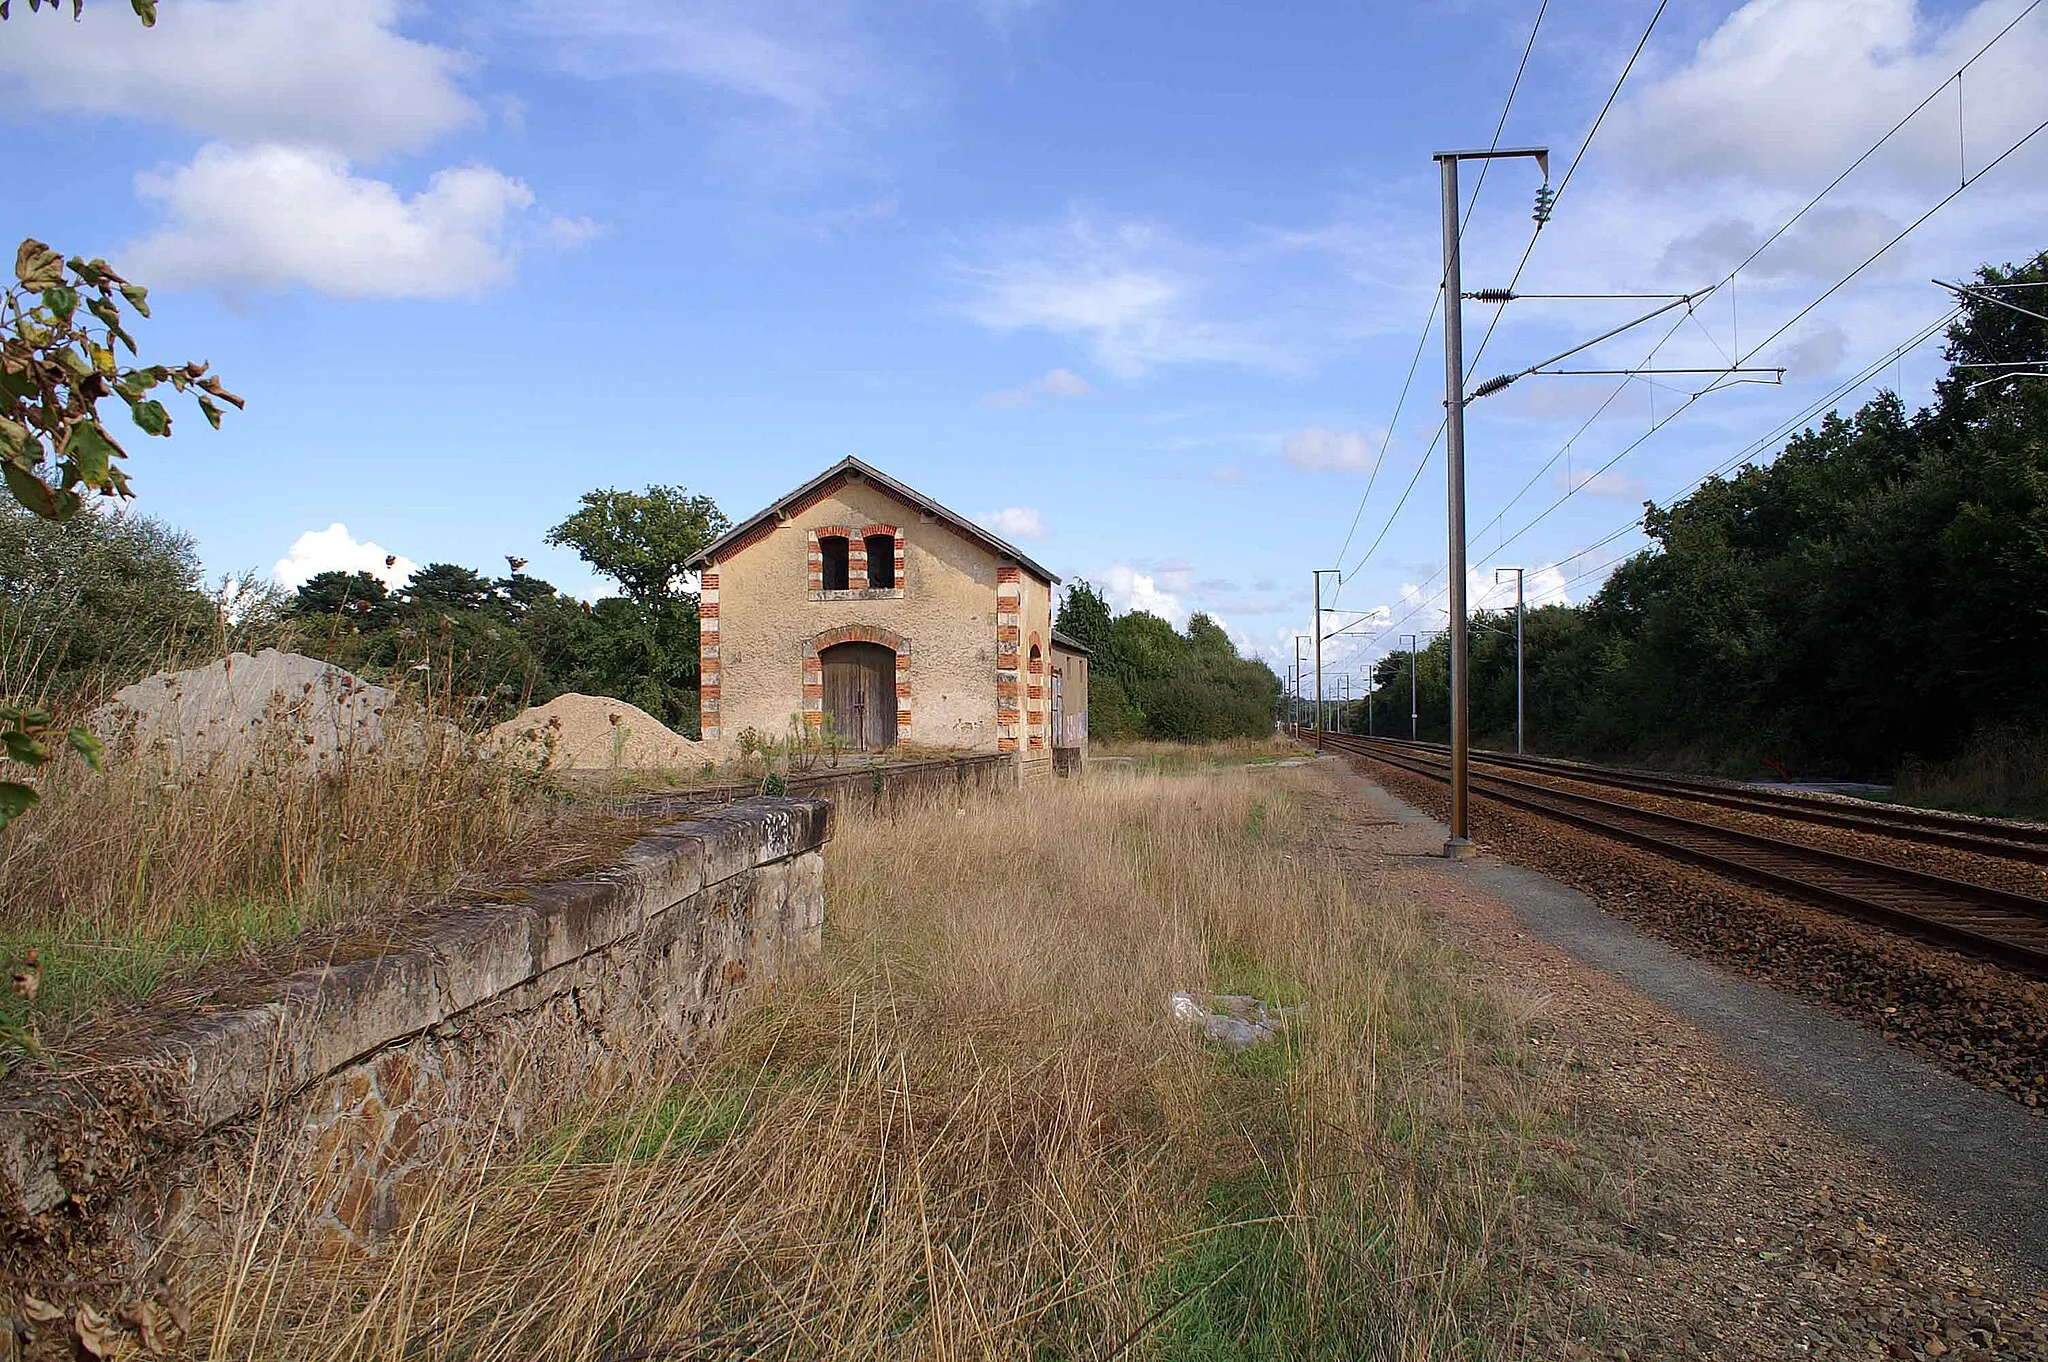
<box><xmin>1057</xmin><ymin>580</ymin><xmax>1282</xmax><ymax>742</ymax></box>
<box><xmin>1350</xmin><ymin>251</ymin><xmax>2048</xmax><ymax>797</ymax></box>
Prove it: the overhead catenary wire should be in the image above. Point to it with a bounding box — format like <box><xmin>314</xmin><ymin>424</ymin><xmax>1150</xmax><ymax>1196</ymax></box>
<box><xmin>1463</xmin><ymin>0</ymin><xmax>2044</xmax><ymax>555</ymax></box>
<box><xmin>1338</xmin><ymin>0</ymin><xmax>1673</xmax><ymax>616</ymax></box>
<box><xmin>1329</xmin><ymin>0</ymin><xmax>1551</xmax><ymax>597</ymax></box>
<box><xmin>1334</xmin><ymin>303</ymin><xmax>1965</xmax><ymax>664</ymax></box>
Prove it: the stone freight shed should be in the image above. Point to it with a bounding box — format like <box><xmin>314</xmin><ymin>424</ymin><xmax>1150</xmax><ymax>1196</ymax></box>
<box><xmin>689</xmin><ymin>457</ymin><xmax>1078</xmax><ymax>776</ymax></box>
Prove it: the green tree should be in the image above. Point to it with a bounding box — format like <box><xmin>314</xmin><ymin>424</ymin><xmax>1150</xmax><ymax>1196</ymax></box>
<box><xmin>293</xmin><ymin>571</ymin><xmax>396</xmax><ymax>627</ymax></box>
<box><xmin>0</xmin><ymin>502</ymin><xmax>219</xmax><ymax>695</ymax></box>
<box><xmin>403</xmin><ymin>562</ymin><xmax>496</xmax><ymax>616</ymax></box>
<box><xmin>545</xmin><ymin>485</ymin><xmax>729</xmax><ymax>603</ymax></box>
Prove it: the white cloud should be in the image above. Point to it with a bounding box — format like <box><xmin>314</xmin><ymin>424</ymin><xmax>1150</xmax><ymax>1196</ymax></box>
<box><xmin>1281</xmin><ymin>427</ymin><xmax>1381</xmax><ymax>473</ymax></box>
<box><xmin>520</xmin><ymin>0</ymin><xmax>920</xmax><ymax>185</ymax></box>
<box><xmin>983</xmin><ymin>367</ymin><xmax>1092</xmax><ymax>408</ymax></box>
<box><xmin>0</xmin><ymin>0</ymin><xmax>478</xmax><ymax>160</ymax></box>
<box><xmin>976</xmin><ymin>507</ymin><xmax>1049</xmax><ymax>540</ymax></box>
<box><xmin>1098</xmin><ymin>564</ymin><xmax>1185</xmax><ymax>626</ymax></box>
<box><xmin>1768</xmin><ymin>321</ymin><xmax>1850</xmax><ymax>378</ymax></box>
<box><xmin>1618</xmin><ymin>0</ymin><xmax>2048</xmax><ymax>189</ymax></box>
<box><xmin>126</xmin><ymin>144</ymin><xmax>537</xmax><ymax>298</ymax></box>
<box><xmin>545</xmin><ymin>216</ymin><xmax>606</xmax><ymax>248</ymax></box>
<box><xmin>273</xmin><ymin>524</ymin><xmax>417</xmax><ymax>591</ymax></box>
<box><xmin>1658</xmin><ymin>205</ymin><xmax>1906</xmax><ymax>283</ymax></box>
<box><xmin>956</xmin><ymin>212</ymin><xmax>1293</xmax><ymax>376</ymax></box>
<box><xmin>1552</xmin><ymin>469</ymin><xmax>1650</xmax><ymax>499</ymax></box>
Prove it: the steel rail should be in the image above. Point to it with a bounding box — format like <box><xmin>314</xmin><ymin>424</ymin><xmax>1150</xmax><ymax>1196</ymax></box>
<box><xmin>1320</xmin><ymin>732</ymin><xmax>2048</xmax><ymax>978</ymax></box>
<box><xmin>1355</xmin><ymin>735</ymin><xmax>2048</xmax><ymax>863</ymax></box>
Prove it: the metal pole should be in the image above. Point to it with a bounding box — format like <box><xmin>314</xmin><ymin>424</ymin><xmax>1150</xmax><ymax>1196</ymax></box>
<box><xmin>1514</xmin><ymin>572</ymin><xmax>1525</xmax><ymax>754</ymax></box>
<box><xmin>1294</xmin><ymin>637</ymin><xmax>1305</xmax><ymax>738</ymax></box>
<box><xmin>1402</xmin><ymin>634</ymin><xmax>1418</xmax><ymax>741</ymax></box>
<box><xmin>1432</xmin><ymin>144</ymin><xmax>1545</xmax><ymax>858</ymax></box>
<box><xmin>1368</xmin><ymin>665</ymin><xmax>1374</xmax><ymax>735</ymax></box>
<box><xmin>1312</xmin><ymin>572</ymin><xmax>1322</xmax><ymax>746</ymax></box>
<box><xmin>1496</xmin><ymin>566</ymin><xmax>1525</xmax><ymax>754</ymax></box>
<box><xmin>1437</xmin><ymin>153</ymin><xmax>1473</xmax><ymax>857</ymax></box>
<box><xmin>1312</xmin><ymin>569</ymin><xmax>1340</xmax><ymax>749</ymax></box>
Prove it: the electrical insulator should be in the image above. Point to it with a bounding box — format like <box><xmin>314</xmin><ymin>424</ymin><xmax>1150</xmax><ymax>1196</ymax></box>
<box><xmin>1532</xmin><ymin>184</ymin><xmax>1556</xmax><ymax>226</ymax></box>
<box><xmin>1465</xmin><ymin>288</ymin><xmax>1516</xmax><ymax>304</ymax></box>
<box><xmin>1469</xmin><ymin>374</ymin><xmax>1515</xmax><ymax>401</ymax></box>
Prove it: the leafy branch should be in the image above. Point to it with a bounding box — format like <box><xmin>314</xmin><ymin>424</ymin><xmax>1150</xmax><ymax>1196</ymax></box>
<box><xmin>0</xmin><ymin>1</ymin><xmax>160</xmax><ymax>23</ymax></box>
<box><xmin>2</xmin><ymin>237</ymin><xmax>240</xmax><ymax>827</ymax></box>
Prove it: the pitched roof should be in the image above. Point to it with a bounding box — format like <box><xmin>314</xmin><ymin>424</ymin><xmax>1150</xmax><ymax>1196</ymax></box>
<box><xmin>686</xmin><ymin>456</ymin><xmax>1060</xmax><ymax>585</ymax></box>
<box><xmin>1050</xmin><ymin>629</ymin><xmax>1092</xmax><ymax>655</ymax></box>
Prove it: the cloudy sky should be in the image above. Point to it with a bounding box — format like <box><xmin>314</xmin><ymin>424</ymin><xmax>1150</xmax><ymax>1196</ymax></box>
<box><xmin>5</xmin><ymin>0</ymin><xmax>2045</xmax><ymax>680</ymax></box>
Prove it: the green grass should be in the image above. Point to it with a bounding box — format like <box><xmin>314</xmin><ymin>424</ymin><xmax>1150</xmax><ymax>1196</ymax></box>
<box><xmin>545</xmin><ymin>1085</ymin><xmax>754</xmax><ymax>1166</ymax></box>
<box><xmin>0</xmin><ymin>896</ymin><xmax>307</xmax><ymax>1030</ymax></box>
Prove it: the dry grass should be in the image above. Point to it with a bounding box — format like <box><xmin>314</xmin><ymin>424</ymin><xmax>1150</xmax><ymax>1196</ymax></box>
<box><xmin>0</xmin><ymin>693</ymin><xmax>636</xmax><ymax>1032</ymax></box>
<box><xmin>1089</xmin><ymin>734</ymin><xmax>1301</xmax><ymax>775</ymax></box>
<box><xmin>205</xmin><ymin>763</ymin><xmax>1592</xmax><ymax>1360</ymax></box>
<box><xmin>1890</xmin><ymin>726</ymin><xmax>2048</xmax><ymax>821</ymax></box>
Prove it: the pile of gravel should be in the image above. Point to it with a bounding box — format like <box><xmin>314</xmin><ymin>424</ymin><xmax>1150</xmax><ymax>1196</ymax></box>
<box><xmin>489</xmin><ymin>694</ymin><xmax>703</xmax><ymax>772</ymax></box>
<box><xmin>90</xmin><ymin>649</ymin><xmax>401</xmax><ymax>772</ymax></box>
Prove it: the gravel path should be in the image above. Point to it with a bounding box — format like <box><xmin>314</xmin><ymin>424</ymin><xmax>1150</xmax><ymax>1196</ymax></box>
<box><xmin>1300</xmin><ymin>756</ymin><xmax>2048</xmax><ymax>1358</ymax></box>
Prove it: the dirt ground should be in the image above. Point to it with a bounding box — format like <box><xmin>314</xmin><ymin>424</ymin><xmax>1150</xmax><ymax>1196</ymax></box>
<box><xmin>1304</xmin><ymin>756</ymin><xmax>2048</xmax><ymax>1361</ymax></box>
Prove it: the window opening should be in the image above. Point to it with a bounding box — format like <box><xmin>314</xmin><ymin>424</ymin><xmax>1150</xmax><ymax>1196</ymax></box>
<box><xmin>865</xmin><ymin>534</ymin><xmax>896</xmax><ymax>589</ymax></box>
<box><xmin>819</xmin><ymin>535</ymin><xmax>850</xmax><ymax>591</ymax></box>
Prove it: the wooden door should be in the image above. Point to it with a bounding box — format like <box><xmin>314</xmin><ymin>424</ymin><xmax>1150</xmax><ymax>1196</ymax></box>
<box><xmin>821</xmin><ymin>642</ymin><xmax>897</xmax><ymax>750</ymax></box>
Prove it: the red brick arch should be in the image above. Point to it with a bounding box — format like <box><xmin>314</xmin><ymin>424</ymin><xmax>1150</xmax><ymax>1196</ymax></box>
<box><xmin>802</xmin><ymin>625</ymin><xmax>912</xmax><ymax>736</ymax></box>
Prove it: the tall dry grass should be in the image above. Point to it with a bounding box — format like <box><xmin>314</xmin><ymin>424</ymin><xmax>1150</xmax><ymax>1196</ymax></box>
<box><xmin>0</xmin><ymin>689</ymin><xmax>635</xmax><ymax>1028</ymax></box>
<box><xmin>1891</xmin><ymin>726</ymin><xmax>2048</xmax><ymax>821</ymax></box>
<box><xmin>207</xmin><ymin>764</ymin><xmax>1590</xmax><ymax>1360</ymax></box>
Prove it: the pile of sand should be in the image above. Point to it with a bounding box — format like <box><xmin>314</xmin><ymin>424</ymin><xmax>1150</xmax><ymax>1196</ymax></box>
<box><xmin>489</xmin><ymin>693</ymin><xmax>702</xmax><ymax>772</ymax></box>
<box><xmin>90</xmin><ymin>649</ymin><xmax>401</xmax><ymax>772</ymax></box>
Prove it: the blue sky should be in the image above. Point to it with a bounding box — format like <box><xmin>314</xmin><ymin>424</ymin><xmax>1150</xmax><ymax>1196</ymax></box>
<box><xmin>4</xmin><ymin>0</ymin><xmax>2045</xmax><ymax>683</ymax></box>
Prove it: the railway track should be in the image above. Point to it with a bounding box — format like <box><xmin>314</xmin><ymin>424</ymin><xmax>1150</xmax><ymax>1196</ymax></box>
<box><xmin>1358</xmin><ymin>734</ymin><xmax>2048</xmax><ymax>865</ymax></box>
<box><xmin>1317</xmin><ymin>731</ymin><xmax>2048</xmax><ymax>979</ymax></box>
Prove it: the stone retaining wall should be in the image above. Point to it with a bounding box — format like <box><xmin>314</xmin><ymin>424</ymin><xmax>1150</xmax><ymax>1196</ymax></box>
<box><xmin>633</xmin><ymin>750</ymin><xmax>1017</xmax><ymax>820</ymax></box>
<box><xmin>0</xmin><ymin>796</ymin><xmax>829</xmax><ymax>1298</ymax></box>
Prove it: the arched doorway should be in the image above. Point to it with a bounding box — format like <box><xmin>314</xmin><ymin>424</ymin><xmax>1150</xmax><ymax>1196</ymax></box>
<box><xmin>820</xmin><ymin>641</ymin><xmax>897</xmax><ymax>750</ymax></box>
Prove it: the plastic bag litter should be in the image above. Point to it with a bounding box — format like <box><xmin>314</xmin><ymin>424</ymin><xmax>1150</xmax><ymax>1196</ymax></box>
<box><xmin>1168</xmin><ymin>991</ymin><xmax>1303</xmax><ymax>1050</ymax></box>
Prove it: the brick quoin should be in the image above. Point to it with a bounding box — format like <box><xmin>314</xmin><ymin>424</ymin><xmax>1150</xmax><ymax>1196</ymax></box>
<box><xmin>996</xmin><ymin>566</ymin><xmax>1021</xmax><ymax>584</ymax></box>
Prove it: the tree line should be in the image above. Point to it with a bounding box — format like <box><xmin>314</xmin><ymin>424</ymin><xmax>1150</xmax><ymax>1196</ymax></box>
<box><xmin>1055</xmin><ymin>582</ymin><xmax>1282</xmax><ymax>742</ymax></box>
<box><xmin>1</xmin><ymin>484</ymin><xmax>728</xmax><ymax>735</ymax></box>
<box><xmin>1347</xmin><ymin>252</ymin><xmax>2047</xmax><ymax>789</ymax></box>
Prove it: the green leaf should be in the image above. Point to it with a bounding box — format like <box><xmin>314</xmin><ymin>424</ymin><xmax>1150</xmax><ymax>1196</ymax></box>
<box><xmin>0</xmin><ymin>364</ymin><xmax>34</xmax><ymax>401</ymax></box>
<box><xmin>66</xmin><ymin>726</ymin><xmax>103</xmax><ymax>773</ymax></box>
<box><xmin>0</xmin><ymin>418</ymin><xmax>31</xmax><ymax>461</ymax></box>
<box><xmin>118</xmin><ymin>366</ymin><xmax>163</xmax><ymax>396</ymax></box>
<box><xmin>0</xmin><ymin>705</ymin><xmax>50</xmax><ymax>727</ymax></box>
<box><xmin>2</xmin><ymin>732</ymin><xmax>49</xmax><ymax>766</ymax></box>
<box><xmin>118</xmin><ymin>282</ymin><xmax>150</xmax><ymax>318</ymax></box>
<box><xmin>41</xmin><ymin>285</ymin><xmax>78</xmax><ymax>323</ymax></box>
<box><xmin>54</xmin><ymin>347</ymin><xmax>91</xmax><ymax>382</ymax></box>
<box><xmin>197</xmin><ymin>395</ymin><xmax>223</xmax><ymax>429</ymax></box>
<box><xmin>63</xmin><ymin>421</ymin><xmax>121</xmax><ymax>484</ymax></box>
<box><xmin>1</xmin><ymin>462</ymin><xmax>63</xmax><ymax>520</ymax></box>
<box><xmin>131</xmin><ymin>0</ymin><xmax>157</xmax><ymax>23</ymax></box>
<box><xmin>13</xmin><ymin>240</ymin><xmax>64</xmax><ymax>292</ymax></box>
<box><xmin>0</xmin><ymin>782</ymin><xmax>38</xmax><ymax>830</ymax></box>
<box><xmin>130</xmin><ymin>399</ymin><xmax>169</xmax><ymax>437</ymax></box>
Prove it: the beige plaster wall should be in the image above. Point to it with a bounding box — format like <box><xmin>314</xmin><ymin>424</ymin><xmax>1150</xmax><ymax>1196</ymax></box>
<box><xmin>1050</xmin><ymin>645</ymin><xmax>1089</xmax><ymax>748</ymax></box>
<box><xmin>709</xmin><ymin>476</ymin><xmax>1041</xmax><ymax>754</ymax></box>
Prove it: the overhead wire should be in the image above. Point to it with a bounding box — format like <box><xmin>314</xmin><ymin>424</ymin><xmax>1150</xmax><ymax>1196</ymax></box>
<box><xmin>1465</xmin><ymin>0</ymin><xmax>2042</xmax><ymax>556</ymax></box>
<box><xmin>1465</xmin><ymin>2</ymin><xmax>2048</xmax><ymax>569</ymax></box>
<box><xmin>1337</xmin><ymin>303</ymin><xmax>1965</xmax><ymax>664</ymax></box>
<box><xmin>1339</xmin><ymin>0</ymin><xmax>1672</xmax><ymax>611</ymax></box>
<box><xmin>1329</xmin><ymin>0</ymin><xmax>1551</xmax><ymax>600</ymax></box>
